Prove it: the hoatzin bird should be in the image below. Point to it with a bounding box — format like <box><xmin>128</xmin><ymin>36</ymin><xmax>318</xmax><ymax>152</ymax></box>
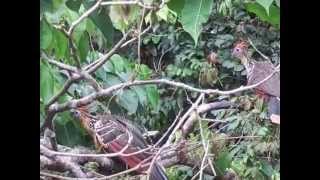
<box><xmin>70</xmin><ymin>106</ymin><xmax>168</xmax><ymax>180</ymax></box>
<box><xmin>232</xmin><ymin>40</ymin><xmax>280</xmax><ymax>124</ymax></box>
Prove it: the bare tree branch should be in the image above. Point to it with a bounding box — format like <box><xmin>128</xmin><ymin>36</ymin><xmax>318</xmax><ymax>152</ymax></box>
<box><xmin>41</xmin><ymin>53</ymin><xmax>77</xmax><ymax>72</ymax></box>
<box><xmin>100</xmin><ymin>0</ymin><xmax>160</xmax><ymax>10</ymax></box>
<box><xmin>86</xmin><ymin>31</ymin><xmax>131</xmax><ymax>74</ymax></box>
<box><xmin>121</xmin><ymin>24</ymin><xmax>152</xmax><ymax>48</ymax></box>
<box><xmin>182</xmin><ymin>100</ymin><xmax>234</xmax><ymax>137</ymax></box>
<box><xmin>41</xmin><ymin>145</ymin><xmax>88</xmax><ymax>178</ymax></box>
<box><xmin>68</xmin><ymin>0</ymin><xmax>103</xmax><ymax>36</ymax></box>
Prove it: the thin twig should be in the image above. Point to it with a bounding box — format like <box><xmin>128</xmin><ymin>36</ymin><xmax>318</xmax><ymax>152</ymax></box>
<box><xmin>100</xmin><ymin>0</ymin><xmax>138</xmax><ymax>6</ymax></box>
<box><xmin>41</xmin><ymin>53</ymin><xmax>77</xmax><ymax>72</ymax></box>
<box><xmin>154</xmin><ymin>110</ymin><xmax>183</xmax><ymax>147</ymax></box>
<box><xmin>44</xmin><ymin>78</ymin><xmax>75</xmax><ymax>111</ymax></box>
<box><xmin>198</xmin><ymin>112</ymin><xmax>214</xmax><ymax>179</ymax></box>
<box><xmin>121</xmin><ymin>24</ymin><xmax>152</xmax><ymax>48</ymax></box>
<box><xmin>247</xmin><ymin>37</ymin><xmax>271</xmax><ymax>61</ymax></box>
<box><xmin>190</xmin><ymin>164</ymin><xmax>210</xmax><ymax>180</ymax></box>
<box><xmin>137</xmin><ymin>7</ymin><xmax>146</xmax><ymax>64</ymax></box>
<box><xmin>68</xmin><ymin>0</ymin><xmax>103</xmax><ymax>36</ymax></box>
<box><xmin>165</xmin><ymin>93</ymin><xmax>205</xmax><ymax>146</ymax></box>
<box><xmin>86</xmin><ymin>31</ymin><xmax>131</xmax><ymax>74</ymax></box>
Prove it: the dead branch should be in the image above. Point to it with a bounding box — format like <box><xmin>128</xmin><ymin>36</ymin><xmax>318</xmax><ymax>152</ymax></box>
<box><xmin>182</xmin><ymin>100</ymin><xmax>234</xmax><ymax>137</ymax></box>
<box><xmin>40</xmin><ymin>144</ymin><xmax>88</xmax><ymax>178</ymax></box>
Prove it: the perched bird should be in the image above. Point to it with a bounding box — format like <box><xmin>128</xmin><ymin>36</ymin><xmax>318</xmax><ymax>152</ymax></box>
<box><xmin>231</xmin><ymin>40</ymin><xmax>280</xmax><ymax>124</ymax></box>
<box><xmin>71</xmin><ymin>106</ymin><xmax>168</xmax><ymax>180</ymax></box>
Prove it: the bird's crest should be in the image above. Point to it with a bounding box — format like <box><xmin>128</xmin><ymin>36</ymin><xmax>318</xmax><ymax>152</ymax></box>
<box><xmin>234</xmin><ymin>39</ymin><xmax>249</xmax><ymax>50</ymax></box>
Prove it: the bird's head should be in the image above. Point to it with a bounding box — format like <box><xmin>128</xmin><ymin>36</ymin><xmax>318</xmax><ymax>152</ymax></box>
<box><xmin>232</xmin><ymin>40</ymin><xmax>249</xmax><ymax>60</ymax></box>
<box><xmin>70</xmin><ymin>105</ymin><xmax>97</xmax><ymax>132</ymax></box>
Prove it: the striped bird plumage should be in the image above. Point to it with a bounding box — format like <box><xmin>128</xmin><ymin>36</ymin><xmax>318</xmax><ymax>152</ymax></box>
<box><xmin>71</xmin><ymin>106</ymin><xmax>168</xmax><ymax>180</ymax></box>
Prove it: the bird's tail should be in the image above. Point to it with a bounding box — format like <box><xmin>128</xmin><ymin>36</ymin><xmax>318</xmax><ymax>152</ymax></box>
<box><xmin>267</xmin><ymin>96</ymin><xmax>280</xmax><ymax>124</ymax></box>
<box><xmin>267</xmin><ymin>96</ymin><xmax>280</xmax><ymax>116</ymax></box>
<box><xmin>149</xmin><ymin>163</ymin><xmax>168</xmax><ymax>180</ymax></box>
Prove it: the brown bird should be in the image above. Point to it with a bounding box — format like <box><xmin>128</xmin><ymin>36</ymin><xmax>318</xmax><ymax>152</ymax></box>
<box><xmin>231</xmin><ymin>40</ymin><xmax>280</xmax><ymax>124</ymax></box>
<box><xmin>71</xmin><ymin>106</ymin><xmax>168</xmax><ymax>180</ymax></box>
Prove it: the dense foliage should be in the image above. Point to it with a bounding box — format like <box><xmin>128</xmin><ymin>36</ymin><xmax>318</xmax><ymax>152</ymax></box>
<box><xmin>40</xmin><ymin>0</ymin><xmax>280</xmax><ymax>179</ymax></box>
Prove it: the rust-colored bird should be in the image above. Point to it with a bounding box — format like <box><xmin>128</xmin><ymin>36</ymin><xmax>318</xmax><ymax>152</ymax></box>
<box><xmin>232</xmin><ymin>40</ymin><xmax>280</xmax><ymax>124</ymax></box>
<box><xmin>71</xmin><ymin>106</ymin><xmax>168</xmax><ymax>180</ymax></box>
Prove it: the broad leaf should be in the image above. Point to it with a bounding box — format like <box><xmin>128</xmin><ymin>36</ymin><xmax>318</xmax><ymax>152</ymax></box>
<box><xmin>146</xmin><ymin>85</ymin><xmax>159</xmax><ymax>111</ymax></box>
<box><xmin>78</xmin><ymin>31</ymin><xmax>90</xmax><ymax>63</ymax></box>
<box><xmin>55</xmin><ymin>112</ymin><xmax>92</xmax><ymax>147</ymax></box>
<box><xmin>52</xmin><ymin>28</ymin><xmax>68</xmax><ymax>59</ymax></box>
<box><xmin>52</xmin><ymin>0</ymin><xmax>64</xmax><ymax>11</ymax></box>
<box><xmin>167</xmin><ymin>0</ymin><xmax>185</xmax><ymax>17</ymax></box>
<box><xmin>66</xmin><ymin>0</ymin><xmax>82</xmax><ymax>12</ymax></box>
<box><xmin>156</xmin><ymin>5</ymin><xmax>177</xmax><ymax>23</ymax></box>
<box><xmin>132</xmin><ymin>86</ymin><xmax>148</xmax><ymax>106</ymax></box>
<box><xmin>110</xmin><ymin>54</ymin><xmax>127</xmax><ymax>73</ymax></box>
<box><xmin>245</xmin><ymin>2</ymin><xmax>280</xmax><ymax>28</ymax></box>
<box><xmin>40</xmin><ymin>61</ymin><xmax>64</xmax><ymax>104</ymax></box>
<box><xmin>40</xmin><ymin>19</ymin><xmax>53</xmax><ymax>50</ymax></box>
<box><xmin>260</xmin><ymin>161</ymin><xmax>274</xmax><ymax>177</ymax></box>
<box><xmin>109</xmin><ymin>4</ymin><xmax>140</xmax><ymax>33</ymax></box>
<box><xmin>40</xmin><ymin>61</ymin><xmax>55</xmax><ymax>103</ymax></box>
<box><xmin>116</xmin><ymin>89</ymin><xmax>139</xmax><ymax>114</ymax></box>
<box><xmin>41</xmin><ymin>0</ymin><xmax>54</xmax><ymax>14</ymax></box>
<box><xmin>180</xmin><ymin>0</ymin><xmax>214</xmax><ymax>46</ymax></box>
<box><xmin>216</xmin><ymin>151</ymin><xmax>233</xmax><ymax>174</ymax></box>
<box><xmin>256</xmin><ymin>0</ymin><xmax>274</xmax><ymax>15</ymax></box>
<box><xmin>137</xmin><ymin>64</ymin><xmax>152</xmax><ymax>80</ymax></box>
<box><xmin>83</xmin><ymin>2</ymin><xmax>114</xmax><ymax>46</ymax></box>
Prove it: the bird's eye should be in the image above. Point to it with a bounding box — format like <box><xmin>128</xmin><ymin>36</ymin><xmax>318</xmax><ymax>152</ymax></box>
<box><xmin>236</xmin><ymin>48</ymin><xmax>240</xmax><ymax>52</ymax></box>
<box><xmin>71</xmin><ymin>110</ymin><xmax>81</xmax><ymax>118</ymax></box>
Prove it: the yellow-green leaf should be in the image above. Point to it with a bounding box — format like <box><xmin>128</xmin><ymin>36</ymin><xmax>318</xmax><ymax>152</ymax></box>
<box><xmin>180</xmin><ymin>0</ymin><xmax>214</xmax><ymax>46</ymax></box>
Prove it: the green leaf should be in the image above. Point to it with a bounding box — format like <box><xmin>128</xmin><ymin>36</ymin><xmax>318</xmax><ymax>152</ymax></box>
<box><xmin>275</xmin><ymin>0</ymin><xmax>280</xmax><ymax>7</ymax></box>
<box><xmin>256</xmin><ymin>0</ymin><xmax>274</xmax><ymax>15</ymax></box>
<box><xmin>52</xmin><ymin>29</ymin><xmax>68</xmax><ymax>59</ymax></box>
<box><xmin>167</xmin><ymin>0</ymin><xmax>186</xmax><ymax>16</ymax></box>
<box><xmin>180</xmin><ymin>0</ymin><xmax>214</xmax><ymax>46</ymax></box>
<box><xmin>156</xmin><ymin>5</ymin><xmax>175</xmax><ymax>22</ymax></box>
<box><xmin>137</xmin><ymin>64</ymin><xmax>152</xmax><ymax>80</ymax></box>
<box><xmin>40</xmin><ymin>61</ymin><xmax>54</xmax><ymax>103</ymax></box>
<box><xmin>257</xmin><ymin>127</ymin><xmax>269</xmax><ymax>136</ymax></box>
<box><xmin>83</xmin><ymin>2</ymin><xmax>114</xmax><ymax>46</ymax></box>
<box><xmin>52</xmin><ymin>0</ymin><xmax>64</xmax><ymax>11</ymax></box>
<box><xmin>55</xmin><ymin>112</ymin><xmax>91</xmax><ymax>147</ymax></box>
<box><xmin>41</xmin><ymin>0</ymin><xmax>54</xmax><ymax>14</ymax></box>
<box><xmin>110</xmin><ymin>54</ymin><xmax>127</xmax><ymax>73</ymax></box>
<box><xmin>66</xmin><ymin>0</ymin><xmax>82</xmax><ymax>12</ymax></box>
<box><xmin>216</xmin><ymin>151</ymin><xmax>233</xmax><ymax>174</ymax></box>
<box><xmin>104</xmin><ymin>73</ymin><xmax>123</xmax><ymax>87</ymax></box>
<box><xmin>132</xmin><ymin>86</ymin><xmax>148</xmax><ymax>106</ymax></box>
<box><xmin>260</xmin><ymin>161</ymin><xmax>274</xmax><ymax>177</ymax></box>
<box><xmin>109</xmin><ymin>4</ymin><xmax>140</xmax><ymax>33</ymax></box>
<box><xmin>146</xmin><ymin>85</ymin><xmax>159</xmax><ymax>111</ymax></box>
<box><xmin>40</xmin><ymin>60</ymin><xmax>64</xmax><ymax>104</ymax></box>
<box><xmin>40</xmin><ymin>19</ymin><xmax>53</xmax><ymax>50</ymax></box>
<box><xmin>78</xmin><ymin>32</ymin><xmax>90</xmax><ymax>63</ymax></box>
<box><xmin>116</xmin><ymin>89</ymin><xmax>139</xmax><ymax>114</ymax></box>
<box><xmin>245</xmin><ymin>2</ymin><xmax>280</xmax><ymax>28</ymax></box>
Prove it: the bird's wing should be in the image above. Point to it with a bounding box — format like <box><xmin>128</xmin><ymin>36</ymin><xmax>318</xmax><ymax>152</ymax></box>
<box><xmin>248</xmin><ymin>61</ymin><xmax>280</xmax><ymax>97</ymax></box>
<box><xmin>93</xmin><ymin>115</ymin><xmax>151</xmax><ymax>171</ymax></box>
